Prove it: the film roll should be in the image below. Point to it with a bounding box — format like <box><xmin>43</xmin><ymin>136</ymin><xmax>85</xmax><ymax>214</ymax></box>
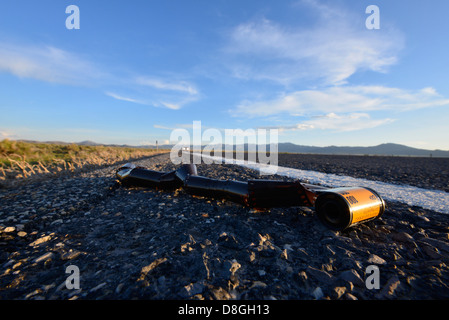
<box><xmin>314</xmin><ymin>187</ymin><xmax>386</xmax><ymax>231</ymax></box>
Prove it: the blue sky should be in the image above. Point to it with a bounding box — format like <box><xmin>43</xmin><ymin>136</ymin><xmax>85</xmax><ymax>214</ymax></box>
<box><xmin>1</xmin><ymin>0</ymin><xmax>448</xmax><ymax>150</ymax></box>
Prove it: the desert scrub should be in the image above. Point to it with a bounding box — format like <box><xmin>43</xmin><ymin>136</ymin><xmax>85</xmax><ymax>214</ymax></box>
<box><xmin>0</xmin><ymin>139</ymin><xmax>166</xmax><ymax>182</ymax></box>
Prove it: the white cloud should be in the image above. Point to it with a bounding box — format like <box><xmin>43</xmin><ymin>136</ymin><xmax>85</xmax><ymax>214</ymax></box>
<box><xmin>0</xmin><ymin>130</ymin><xmax>17</xmax><ymax>140</ymax></box>
<box><xmin>0</xmin><ymin>42</ymin><xmax>105</xmax><ymax>85</ymax></box>
<box><xmin>234</xmin><ymin>85</ymin><xmax>449</xmax><ymax>117</ymax></box>
<box><xmin>160</xmin><ymin>102</ymin><xmax>181</xmax><ymax>110</ymax></box>
<box><xmin>259</xmin><ymin>112</ymin><xmax>394</xmax><ymax>132</ymax></box>
<box><xmin>133</xmin><ymin>76</ymin><xmax>200</xmax><ymax>110</ymax></box>
<box><xmin>0</xmin><ymin>41</ymin><xmax>200</xmax><ymax>110</ymax></box>
<box><xmin>225</xmin><ymin>3</ymin><xmax>404</xmax><ymax>85</ymax></box>
<box><xmin>136</xmin><ymin>77</ymin><xmax>198</xmax><ymax>95</ymax></box>
<box><xmin>105</xmin><ymin>91</ymin><xmax>196</xmax><ymax>110</ymax></box>
<box><xmin>105</xmin><ymin>92</ymin><xmax>146</xmax><ymax>105</ymax></box>
<box><xmin>302</xmin><ymin>112</ymin><xmax>395</xmax><ymax>132</ymax></box>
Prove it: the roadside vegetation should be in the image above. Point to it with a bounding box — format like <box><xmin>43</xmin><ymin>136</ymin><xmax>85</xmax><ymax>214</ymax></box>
<box><xmin>0</xmin><ymin>139</ymin><xmax>166</xmax><ymax>182</ymax></box>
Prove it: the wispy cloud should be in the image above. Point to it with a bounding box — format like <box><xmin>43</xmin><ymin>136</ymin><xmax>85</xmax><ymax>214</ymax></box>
<box><xmin>234</xmin><ymin>86</ymin><xmax>449</xmax><ymax>118</ymax></box>
<box><xmin>105</xmin><ymin>90</ymin><xmax>197</xmax><ymax>110</ymax></box>
<box><xmin>260</xmin><ymin>113</ymin><xmax>394</xmax><ymax>132</ymax></box>
<box><xmin>105</xmin><ymin>92</ymin><xmax>146</xmax><ymax>105</ymax></box>
<box><xmin>133</xmin><ymin>76</ymin><xmax>200</xmax><ymax>110</ymax></box>
<box><xmin>0</xmin><ymin>129</ymin><xmax>18</xmax><ymax>140</ymax></box>
<box><xmin>223</xmin><ymin>1</ymin><xmax>449</xmax><ymax>135</ymax></box>
<box><xmin>225</xmin><ymin>1</ymin><xmax>404</xmax><ymax>86</ymax></box>
<box><xmin>136</xmin><ymin>77</ymin><xmax>198</xmax><ymax>95</ymax></box>
<box><xmin>153</xmin><ymin>124</ymin><xmax>176</xmax><ymax>130</ymax></box>
<box><xmin>0</xmin><ymin>40</ymin><xmax>200</xmax><ymax>110</ymax></box>
<box><xmin>0</xmin><ymin>42</ymin><xmax>106</xmax><ymax>85</ymax></box>
<box><xmin>307</xmin><ymin>113</ymin><xmax>394</xmax><ymax>132</ymax></box>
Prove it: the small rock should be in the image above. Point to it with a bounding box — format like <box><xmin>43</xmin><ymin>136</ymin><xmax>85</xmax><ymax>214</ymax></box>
<box><xmin>420</xmin><ymin>238</ymin><xmax>449</xmax><ymax>254</ymax></box>
<box><xmin>61</xmin><ymin>250</ymin><xmax>82</xmax><ymax>261</ymax></box>
<box><xmin>34</xmin><ymin>252</ymin><xmax>55</xmax><ymax>263</ymax></box>
<box><xmin>51</xmin><ymin>219</ymin><xmax>63</xmax><ymax>225</ymax></box>
<box><xmin>332</xmin><ymin>286</ymin><xmax>346</xmax><ymax>299</ymax></box>
<box><xmin>420</xmin><ymin>243</ymin><xmax>441</xmax><ymax>259</ymax></box>
<box><xmin>4</xmin><ymin>226</ymin><xmax>15</xmax><ymax>233</ymax></box>
<box><xmin>29</xmin><ymin>235</ymin><xmax>52</xmax><ymax>247</ymax></box>
<box><xmin>417</xmin><ymin>215</ymin><xmax>430</xmax><ymax>223</ymax></box>
<box><xmin>227</xmin><ymin>259</ymin><xmax>241</xmax><ymax>276</ymax></box>
<box><xmin>249</xmin><ymin>251</ymin><xmax>256</xmax><ymax>263</ymax></box>
<box><xmin>280</xmin><ymin>249</ymin><xmax>288</xmax><ymax>260</ymax></box>
<box><xmin>392</xmin><ymin>232</ymin><xmax>414</xmax><ymax>243</ymax></box>
<box><xmin>115</xmin><ymin>283</ymin><xmax>124</xmax><ymax>294</ymax></box>
<box><xmin>367</xmin><ymin>254</ymin><xmax>386</xmax><ymax>265</ymax></box>
<box><xmin>181</xmin><ymin>282</ymin><xmax>205</xmax><ymax>298</ymax></box>
<box><xmin>211</xmin><ymin>287</ymin><xmax>232</xmax><ymax>300</ymax></box>
<box><xmin>217</xmin><ymin>232</ymin><xmax>240</xmax><ymax>250</ymax></box>
<box><xmin>311</xmin><ymin>287</ymin><xmax>324</xmax><ymax>300</ymax></box>
<box><xmin>376</xmin><ymin>275</ymin><xmax>401</xmax><ymax>299</ymax></box>
<box><xmin>89</xmin><ymin>282</ymin><xmax>107</xmax><ymax>293</ymax></box>
<box><xmin>296</xmin><ymin>271</ymin><xmax>308</xmax><ymax>287</ymax></box>
<box><xmin>339</xmin><ymin>269</ymin><xmax>364</xmax><ymax>287</ymax></box>
<box><xmin>344</xmin><ymin>292</ymin><xmax>358</xmax><ymax>300</ymax></box>
<box><xmin>306</xmin><ymin>266</ymin><xmax>333</xmax><ymax>283</ymax></box>
<box><xmin>250</xmin><ymin>281</ymin><xmax>267</xmax><ymax>289</ymax></box>
<box><xmin>138</xmin><ymin>257</ymin><xmax>168</xmax><ymax>281</ymax></box>
<box><xmin>25</xmin><ymin>289</ymin><xmax>42</xmax><ymax>299</ymax></box>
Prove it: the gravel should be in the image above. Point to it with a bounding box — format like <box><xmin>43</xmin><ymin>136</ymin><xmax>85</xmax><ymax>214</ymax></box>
<box><xmin>1</xmin><ymin>153</ymin><xmax>449</xmax><ymax>300</ymax></box>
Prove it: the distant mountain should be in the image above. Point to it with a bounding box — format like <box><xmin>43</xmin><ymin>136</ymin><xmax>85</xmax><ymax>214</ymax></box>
<box><xmin>179</xmin><ymin>142</ymin><xmax>449</xmax><ymax>157</ymax></box>
<box><xmin>275</xmin><ymin>143</ymin><xmax>449</xmax><ymax>157</ymax></box>
<box><xmin>77</xmin><ymin>140</ymin><xmax>100</xmax><ymax>146</ymax></box>
<box><xmin>13</xmin><ymin>139</ymin><xmax>449</xmax><ymax>157</ymax></box>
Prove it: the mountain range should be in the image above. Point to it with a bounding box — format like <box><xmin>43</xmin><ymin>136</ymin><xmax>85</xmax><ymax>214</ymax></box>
<box><xmin>125</xmin><ymin>142</ymin><xmax>449</xmax><ymax>157</ymax></box>
<box><xmin>272</xmin><ymin>142</ymin><xmax>449</xmax><ymax>157</ymax></box>
<box><xmin>16</xmin><ymin>140</ymin><xmax>449</xmax><ymax>157</ymax></box>
<box><xmin>179</xmin><ymin>142</ymin><xmax>449</xmax><ymax>157</ymax></box>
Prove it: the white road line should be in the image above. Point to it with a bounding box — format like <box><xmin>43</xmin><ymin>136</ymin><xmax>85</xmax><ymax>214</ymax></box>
<box><xmin>193</xmin><ymin>153</ymin><xmax>449</xmax><ymax>214</ymax></box>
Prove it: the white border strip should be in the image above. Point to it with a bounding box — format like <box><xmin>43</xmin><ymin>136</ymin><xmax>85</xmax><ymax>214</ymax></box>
<box><xmin>193</xmin><ymin>153</ymin><xmax>449</xmax><ymax>214</ymax></box>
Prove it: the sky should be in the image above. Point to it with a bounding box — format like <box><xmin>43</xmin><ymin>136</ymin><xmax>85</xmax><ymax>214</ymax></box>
<box><xmin>0</xmin><ymin>0</ymin><xmax>448</xmax><ymax>150</ymax></box>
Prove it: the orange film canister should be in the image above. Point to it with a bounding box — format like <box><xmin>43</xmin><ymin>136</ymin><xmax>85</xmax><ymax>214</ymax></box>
<box><xmin>314</xmin><ymin>187</ymin><xmax>386</xmax><ymax>231</ymax></box>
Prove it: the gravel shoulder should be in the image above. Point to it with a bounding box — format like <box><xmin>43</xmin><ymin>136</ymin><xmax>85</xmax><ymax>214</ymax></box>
<box><xmin>1</xmin><ymin>153</ymin><xmax>449</xmax><ymax>300</ymax></box>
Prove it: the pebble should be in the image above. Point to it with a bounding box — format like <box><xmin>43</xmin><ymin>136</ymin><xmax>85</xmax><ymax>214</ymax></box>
<box><xmin>34</xmin><ymin>252</ymin><xmax>55</xmax><ymax>264</ymax></box>
<box><xmin>181</xmin><ymin>282</ymin><xmax>205</xmax><ymax>298</ymax></box>
<box><xmin>29</xmin><ymin>235</ymin><xmax>52</xmax><ymax>247</ymax></box>
<box><xmin>332</xmin><ymin>286</ymin><xmax>346</xmax><ymax>299</ymax></box>
<box><xmin>339</xmin><ymin>269</ymin><xmax>365</xmax><ymax>287</ymax></box>
<box><xmin>311</xmin><ymin>287</ymin><xmax>324</xmax><ymax>300</ymax></box>
<box><xmin>376</xmin><ymin>275</ymin><xmax>401</xmax><ymax>299</ymax></box>
<box><xmin>392</xmin><ymin>232</ymin><xmax>414</xmax><ymax>243</ymax></box>
<box><xmin>367</xmin><ymin>254</ymin><xmax>386</xmax><ymax>265</ymax></box>
<box><xmin>89</xmin><ymin>282</ymin><xmax>107</xmax><ymax>293</ymax></box>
